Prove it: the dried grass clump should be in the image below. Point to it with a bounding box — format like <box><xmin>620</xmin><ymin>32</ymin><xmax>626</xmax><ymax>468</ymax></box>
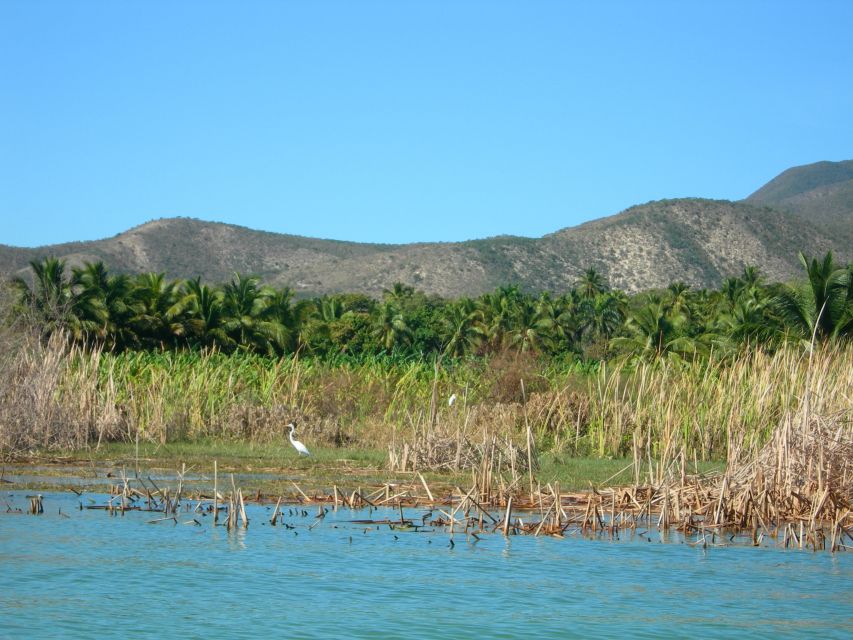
<box><xmin>724</xmin><ymin>410</ymin><xmax>852</xmax><ymax>522</ymax></box>
<box><xmin>387</xmin><ymin>383</ymin><xmax>537</xmax><ymax>476</ymax></box>
<box><xmin>388</xmin><ymin>429</ymin><xmax>530</xmax><ymax>474</ymax></box>
<box><xmin>0</xmin><ymin>333</ymin><xmax>126</xmax><ymax>456</ymax></box>
<box><xmin>485</xmin><ymin>349</ymin><xmax>548</xmax><ymax>404</ymax></box>
<box><xmin>619</xmin><ymin>409</ymin><xmax>853</xmax><ymax>551</ymax></box>
<box><xmin>597</xmin><ymin>344</ymin><xmax>853</xmax><ymax>551</ymax></box>
<box><xmin>211</xmin><ymin>404</ymin><xmax>351</xmax><ymax>446</ymax></box>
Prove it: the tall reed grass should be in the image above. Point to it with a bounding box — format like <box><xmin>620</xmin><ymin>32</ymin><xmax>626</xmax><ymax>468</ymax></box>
<box><xmin>1</xmin><ymin>332</ymin><xmax>850</xmax><ymax>466</ymax></box>
<box><xmin>582</xmin><ymin>345</ymin><xmax>853</xmax><ymax>460</ymax></box>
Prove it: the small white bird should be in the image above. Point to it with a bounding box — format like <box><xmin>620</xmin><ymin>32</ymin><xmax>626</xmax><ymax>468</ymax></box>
<box><xmin>448</xmin><ymin>393</ymin><xmax>457</xmax><ymax>407</ymax></box>
<box><xmin>287</xmin><ymin>423</ymin><xmax>311</xmax><ymax>456</ymax></box>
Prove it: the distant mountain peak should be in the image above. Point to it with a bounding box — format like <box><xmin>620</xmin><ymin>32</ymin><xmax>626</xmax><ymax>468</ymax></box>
<box><xmin>745</xmin><ymin>160</ymin><xmax>853</xmax><ymax>230</ymax></box>
<box><xmin>2</xmin><ymin>161</ymin><xmax>851</xmax><ymax>296</ymax></box>
<box><xmin>747</xmin><ymin>160</ymin><xmax>853</xmax><ymax>200</ymax></box>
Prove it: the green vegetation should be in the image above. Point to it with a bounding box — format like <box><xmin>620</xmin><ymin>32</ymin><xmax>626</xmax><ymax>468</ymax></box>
<box><xmin>9</xmin><ymin>250</ymin><xmax>853</xmax><ymax>359</ymax></box>
<box><xmin>2</xmin><ymin>251</ymin><xmax>852</xmax><ymax>482</ymax></box>
<box><xmin>18</xmin><ymin>441</ymin><xmax>682</xmax><ymax>492</ymax></box>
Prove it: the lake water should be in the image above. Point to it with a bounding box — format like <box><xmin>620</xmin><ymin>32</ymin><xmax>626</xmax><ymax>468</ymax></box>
<box><xmin>1</xmin><ymin>491</ymin><xmax>851</xmax><ymax>639</ymax></box>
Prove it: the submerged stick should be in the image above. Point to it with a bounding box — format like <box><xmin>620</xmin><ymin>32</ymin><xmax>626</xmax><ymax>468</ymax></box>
<box><xmin>213</xmin><ymin>460</ymin><xmax>218</xmax><ymax>525</ymax></box>
<box><xmin>503</xmin><ymin>497</ymin><xmax>513</xmax><ymax>536</ymax></box>
<box><xmin>239</xmin><ymin>490</ymin><xmax>249</xmax><ymax>528</ymax></box>
<box><xmin>291</xmin><ymin>481</ymin><xmax>310</xmax><ymax>502</ymax></box>
<box><xmin>271</xmin><ymin>496</ymin><xmax>282</xmax><ymax>526</ymax></box>
<box><xmin>522</xmin><ymin>379</ymin><xmax>535</xmax><ymax>498</ymax></box>
<box><xmin>418</xmin><ymin>473</ymin><xmax>435</xmax><ymax>502</ymax></box>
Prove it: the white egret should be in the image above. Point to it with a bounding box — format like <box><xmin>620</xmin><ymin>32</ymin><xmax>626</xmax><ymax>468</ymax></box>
<box><xmin>448</xmin><ymin>393</ymin><xmax>457</xmax><ymax>407</ymax></box>
<box><xmin>287</xmin><ymin>423</ymin><xmax>311</xmax><ymax>456</ymax></box>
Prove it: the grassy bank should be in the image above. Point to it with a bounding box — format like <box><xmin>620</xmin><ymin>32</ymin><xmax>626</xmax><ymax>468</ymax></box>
<box><xmin>4</xmin><ymin>440</ymin><xmax>723</xmax><ymax>493</ymax></box>
<box><xmin>2</xmin><ymin>333</ymin><xmax>850</xmax><ymax>472</ymax></box>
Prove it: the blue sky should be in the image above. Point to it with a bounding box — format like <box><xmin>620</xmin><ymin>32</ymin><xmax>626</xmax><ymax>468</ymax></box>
<box><xmin>2</xmin><ymin>1</ymin><xmax>852</xmax><ymax>248</ymax></box>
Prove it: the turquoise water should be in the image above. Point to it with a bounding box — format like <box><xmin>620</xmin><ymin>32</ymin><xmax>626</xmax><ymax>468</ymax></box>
<box><xmin>1</xmin><ymin>491</ymin><xmax>850</xmax><ymax>639</ymax></box>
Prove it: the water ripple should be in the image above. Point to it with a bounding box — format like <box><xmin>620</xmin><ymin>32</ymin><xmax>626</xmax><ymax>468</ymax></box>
<box><xmin>1</xmin><ymin>492</ymin><xmax>850</xmax><ymax>639</ymax></box>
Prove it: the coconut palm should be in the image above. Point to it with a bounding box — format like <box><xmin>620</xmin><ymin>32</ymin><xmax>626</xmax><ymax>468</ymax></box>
<box><xmin>504</xmin><ymin>296</ymin><xmax>554</xmax><ymax>353</ymax></box>
<box><xmin>582</xmin><ymin>292</ymin><xmax>625</xmax><ymax>339</ymax></box>
<box><xmin>264</xmin><ymin>287</ymin><xmax>298</xmax><ymax>351</ymax></box>
<box><xmin>575</xmin><ymin>268</ymin><xmax>609</xmax><ymax>300</ymax></box>
<box><xmin>182</xmin><ymin>277</ymin><xmax>233</xmax><ymax>349</ymax></box>
<box><xmin>666</xmin><ymin>282</ymin><xmax>691</xmax><ymax>313</ymax></box>
<box><xmin>715</xmin><ymin>295</ymin><xmax>780</xmax><ymax>346</ymax></box>
<box><xmin>127</xmin><ymin>273</ymin><xmax>190</xmax><ymax>347</ymax></box>
<box><xmin>440</xmin><ymin>298</ymin><xmax>485</xmax><ymax>357</ymax></box>
<box><xmin>372</xmin><ymin>300</ymin><xmax>412</xmax><ymax>352</ymax></box>
<box><xmin>13</xmin><ymin>257</ymin><xmax>83</xmax><ymax>338</ymax></box>
<box><xmin>296</xmin><ymin>297</ymin><xmax>338</xmax><ymax>355</ymax></box>
<box><xmin>478</xmin><ymin>285</ymin><xmax>523</xmax><ymax>349</ymax></box>
<box><xmin>774</xmin><ymin>251</ymin><xmax>852</xmax><ymax>341</ymax></box>
<box><xmin>739</xmin><ymin>265</ymin><xmax>764</xmax><ymax>292</ymax></box>
<box><xmin>611</xmin><ymin>302</ymin><xmax>700</xmax><ymax>360</ymax></box>
<box><xmin>71</xmin><ymin>261</ymin><xmax>136</xmax><ymax>348</ymax></box>
<box><xmin>319</xmin><ymin>296</ymin><xmax>346</xmax><ymax>323</ymax></box>
<box><xmin>549</xmin><ymin>291</ymin><xmax>585</xmax><ymax>353</ymax></box>
<box><xmin>382</xmin><ymin>282</ymin><xmax>415</xmax><ymax>304</ymax></box>
<box><xmin>222</xmin><ymin>274</ymin><xmax>287</xmax><ymax>354</ymax></box>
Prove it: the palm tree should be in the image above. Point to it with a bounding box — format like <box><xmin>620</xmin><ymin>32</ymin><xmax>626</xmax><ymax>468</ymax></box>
<box><xmin>740</xmin><ymin>265</ymin><xmax>764</xmax><ymax>292</ymax></box>
<box><xmin>440</xmin><ymin>299</ymin><xmax>485</xmax><ymax>357</ymax></box>
<box><xmin>264</xmin><ymin>287</ymin><xmax>297</xmax><ymax>352</ymax></box>
<box><xmin>71</xmin><ymin>261</ymin><xmax>137</xmax><ymax>348</ymax></box>
<box><xmin>129</xmin><ymin>273</ymin><xmax>188</xmax><ymax>348</ymax></box>
<box><xmin>291</xmin><ymin>298</ymin><xmax>319</xmax><ymax>353</ymax></box>
<box><xmin>372</xmin><ymin>300</ymin><xmax>412</xmax><ymax>352</ymax></box>
<box><xmin>579</xmin><ymin>292</ymin><xmax>624</xmax><ymax>347</ymax></box>
<box><xmin>296</xmin><ymin>297</ymin><xmax>335</xmax><ymax>355</ymax></box>
<box><xmin>666</xmin><ymin>282</ymin><xmax>691</xmax><ymax>313</ymax></box>
<box><xmin>715</xmin><ymin>295</ymin><xmax>780</xmax><ymax>346</ymax></box>
<box><xmin>550</xmin><ymin>291</ymin><xmax>585</xmax><ymax>353</ymax></box>
<box><xmin>504</xmin><ymin>296</ymin><xmax>554</xmax><ymax>353</ymax></box>
<box><xmin>478</xmin><ymin>285</ymin><xmax>522</xmax><ymax>350</ymax></box>
<box><xmin>382</xmin><ymin>282</ymin><xmax>415</xmax><ymax>304</ymax></box>
<box><xmin>774</xmin><ymin>251</ymin><xmax>852</xmax><ymax>341</ymax></box>
<box><xmin>575</xmin><ymin>268</ymin><xmax>609</xmax><ymax>300</ymax></box>
<box><xmin>319</xmin><ymin>296</ymin><xmax>346</xmax><ymax>323</ymax></box>
<box><xmin>720</xmin><ymin>276</ymin><xmax>745</xmax><ymax>307</ymax></box>
<box><xmin>532</xmin><ymin>292</ymin><xmax>568</xmax><ymax>354</ymax></box>
<box><xmin>182</xmin><ymin>277</ymin><xmax>233</xmax><ymax>349</ymax></box>
<box><xmin>611</xmin><ymin>302</ymin><xmax>700</xmax><ymax>360</ymax></box>
<box><xmin>13</xmin><ymin>257</ymin><xmax>77</xmax><ymax>337</ymax></box>
<box><xmin>222</xmin><ymin>274</ymin><xmax>286</xmax><ymax>354</ymax></box>
<box><xmin>69</xmin><ymin>262</ymin><xmax>109</xmax><ymax>337</ymax></box>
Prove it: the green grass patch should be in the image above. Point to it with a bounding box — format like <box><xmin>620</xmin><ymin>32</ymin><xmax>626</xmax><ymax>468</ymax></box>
<box><xmin>82</xmin><ymin>440</ymin><xmax>386</xmax><ymax>473</ymax></box>
<box><xmin>9</xmin><ymin>441</ymin><xmax>723</xmax><ymax>495</ymax></box>
<box><xmin>537</xmin><ymin>453</ymin><xmax>723</xmax><ymax>490</ymax></box>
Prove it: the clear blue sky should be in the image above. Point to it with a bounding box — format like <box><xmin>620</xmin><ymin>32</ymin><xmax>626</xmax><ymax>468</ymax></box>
<box><xmin>2</xmin><ymin>1</ymin><xmax>852</xmax><ymax>248</ymax></box>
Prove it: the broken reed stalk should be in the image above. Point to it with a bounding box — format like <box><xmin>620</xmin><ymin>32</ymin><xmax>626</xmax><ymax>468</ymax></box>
<box><xmin>213</xmin><ymin>460</ymin><xmax>218</xmax><ymax>525</ymax></box>
<box><xmin>239</xmin><ymin>489</ymin><xmax>248</xmax><ymax>528</ymax></box>
<box><xmin>291</xmin><ymin>481</ymin><xmax>310</xmax><ymax>502</ymax></box>
<box><xmin>271</xmin><ymin>496</ymin><xmax>282</xmax><ymax>526</ymax></box>
<box><xmin>521</xmin><ymin>379</ymin><xmax>535</xmax><ymax>499</ymax></box>
<box><xmin>418</xmin><ymin>472</ymin><xmax>435</xmax><ymax>502</ymax></box>
<box><xmin>28</xmin><ymin>494</ymin><xmax>43</xmax><ymax>515</ymax></box>
<box><xmin>503</xmin><ymin>496</ymin><xmax>513</xmax><ymax>536</ymax></box>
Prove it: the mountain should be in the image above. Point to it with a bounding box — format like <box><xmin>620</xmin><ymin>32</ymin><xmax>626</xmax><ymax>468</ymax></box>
<box><xmin>744</xmin><ymin>159</ymin><xmax>853</xmax><ymax>237</ymax></box>
<box><xmin>2</xmin><ymin>163</ymin><xmax>852</xmax><ymax>297</ymax></box>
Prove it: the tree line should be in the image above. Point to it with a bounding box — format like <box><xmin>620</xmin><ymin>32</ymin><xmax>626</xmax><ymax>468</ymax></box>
<box><xmin>8</xmin><ymin>251</ymin><xmax>853</xmax><ymax>360</ymax></box>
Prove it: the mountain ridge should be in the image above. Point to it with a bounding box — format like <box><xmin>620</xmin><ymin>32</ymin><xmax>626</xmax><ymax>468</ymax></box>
<box><xmin>3</xmin><ymin>161</ymin><xmax>852</xmax><ymax>297</ymax></box>
<box><xmin>745</xmin><ymin>159</ymin><xmax>853</xmax><ymax>233</ymax></box>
